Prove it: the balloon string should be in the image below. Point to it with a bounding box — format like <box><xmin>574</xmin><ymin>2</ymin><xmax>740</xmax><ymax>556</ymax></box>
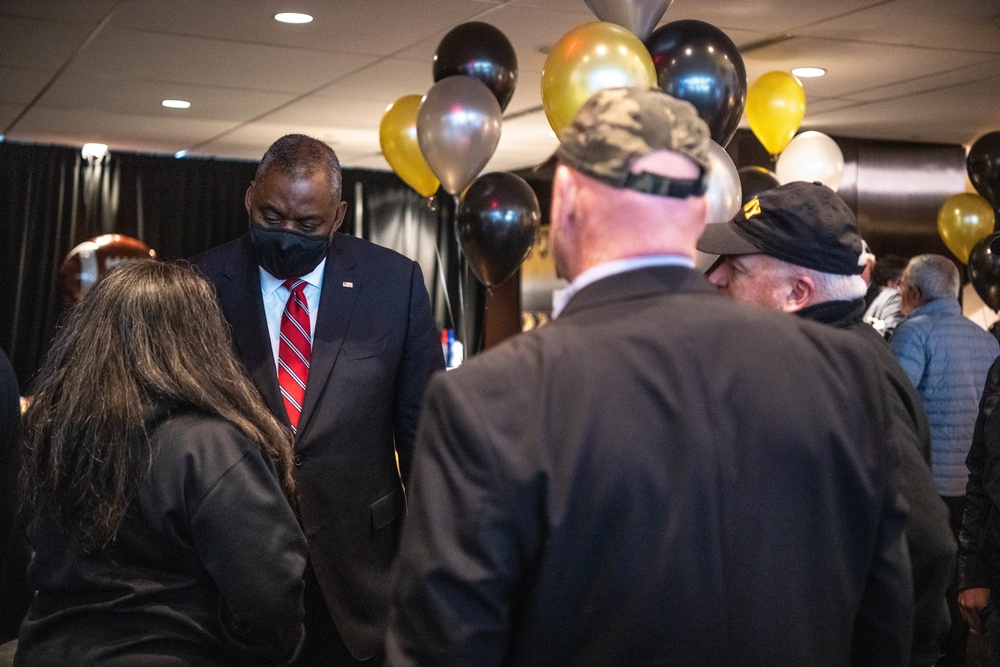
<box><xmin>478</xmin><ymin>286</ymin><xmax>491</xmax><ymax>354</ymax></box>
<box><xmin>452</xmin><ymin>193</ymin><xmax>468</xmax><ymax>353</ymax></box>
<box><xmin>431</xmin><ymin>232</ymin><xmax>455</xmax><ymax>333</ymax></box>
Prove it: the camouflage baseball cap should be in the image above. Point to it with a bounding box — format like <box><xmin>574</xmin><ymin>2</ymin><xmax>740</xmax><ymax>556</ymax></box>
<box><xmin>555</xmin><ymin>87</ymin><xmax>710</xmax><ymax>199</ymax></box>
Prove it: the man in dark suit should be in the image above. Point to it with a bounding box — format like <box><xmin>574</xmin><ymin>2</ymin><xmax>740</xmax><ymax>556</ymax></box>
<box><xmin>193</xmin><ymin>134</ymin><xmax>444</xmax><ymax>666</ymax></box>
<box><xmin>387</xmin><ymin>88</ymin><xmax>914</xmax><ymax>666</ymax></box>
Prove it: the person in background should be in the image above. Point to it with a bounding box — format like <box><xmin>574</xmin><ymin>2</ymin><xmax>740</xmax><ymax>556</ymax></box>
<box><xmin>0</xmin><ymin>347</ymin><xmax>28</xmax><ymax>645</ymax></box>
<box><xmin>958</xmin><ymin>354</ymin><xmax>1000</xmax><ymax>666</ymax></box>
<box><xmin>864</xmin><ymin>251</ymin><xmax>907</xmax><ymax>340</ymax></box>
<box><xmin>14</xmin><ymin>261</ymin><xmax>306</xmax><ymax>665</ymax></box>
<box><xmin>697</xmin><ymin>182</ymin><xmax>955</xmax><ymax>666</ymax></box>
<box><xmin>388</xmin><ymin>87</ymin><xmax>912</xmax><ymax>666</ymax></box>
<box><xmin>193</xmin><ymin>134</ymin><xmax>444</xmax><ymax>666</ymax></box>
<box><xmin>891</xmin><ymin>253</ymin><xmax>1000</xmax><ymax>667</ymax></box>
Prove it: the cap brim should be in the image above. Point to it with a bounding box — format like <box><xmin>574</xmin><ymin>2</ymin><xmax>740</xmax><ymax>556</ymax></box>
<box><xmin>696</xmin><ymin>222</ymin><xmax>763</xmax><ymax>256</ymax></box>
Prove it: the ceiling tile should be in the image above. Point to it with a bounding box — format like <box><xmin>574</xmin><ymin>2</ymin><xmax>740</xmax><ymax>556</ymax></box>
<box><xmin>7</xmin><ymin>106</ymin><xmax>238</xmax><ymax>155</ymax></box>
<box><xmin>67</xmin><ymin>26</ymin><xmax>378</xmax><ymax>93</ymax></box>
<box><xmin>0</xmin><ymin>15</ymin><xmax>96</xmax><ymax>70</ymax></box>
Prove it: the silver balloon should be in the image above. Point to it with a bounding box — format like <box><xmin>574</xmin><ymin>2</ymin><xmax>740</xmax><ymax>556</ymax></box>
<box><xmin>704</xmin><ymin>140</ymin><xmax>741</xmax><ymax>224</ymax></box>
<box><xmin>584</xmin><ymin>0</ymin><xmax>673</xmax><ymax>40</ymax></box>
<box><xmin>417</xmin><ymin>76</ymin><xmax>503</xmax><ymax>196</ymax></box>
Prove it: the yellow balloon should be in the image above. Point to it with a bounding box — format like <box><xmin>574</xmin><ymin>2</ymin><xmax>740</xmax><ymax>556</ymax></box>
<box><xmin>541</xmin><ymin>22</ymin><xmax>656</xmax><ymax>137</ymax></box>
<box><xmin>938</xmin><ymin>192</ymin><xmax>996</xmax><ymax>264</ymax></box>
<box><xmin>379</xmin><ymin>95</ymin><xmax>440</xmax><ymax>197</ymax></box>
<box><xmin>746</xmin><ymin>71</ymin><xmax>806</xmax><ymax>156</ymax></box>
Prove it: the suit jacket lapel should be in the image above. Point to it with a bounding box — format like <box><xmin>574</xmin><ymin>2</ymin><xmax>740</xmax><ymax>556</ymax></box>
<box><xmin>217</xmin><ymin>235</ymin><xmax>286</xmax><ymax>420</ymax></box>
<box><xmin>297</xmin><ymin>234</ymin><xmax>360</xmax><ymax>437</ymax></box>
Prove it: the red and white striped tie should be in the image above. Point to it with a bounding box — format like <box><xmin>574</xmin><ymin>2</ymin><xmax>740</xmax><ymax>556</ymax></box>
<box><xmin>278</xmin><ymin>279</ymin><xmax>311</xmax><ymax>432</ymax></box>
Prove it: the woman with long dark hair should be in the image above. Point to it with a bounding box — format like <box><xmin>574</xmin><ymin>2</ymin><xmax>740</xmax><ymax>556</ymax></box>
<box><xmin>15</xmin><ymin>260</ymin><xmax>307</xmax><ymax>665</ymax></box>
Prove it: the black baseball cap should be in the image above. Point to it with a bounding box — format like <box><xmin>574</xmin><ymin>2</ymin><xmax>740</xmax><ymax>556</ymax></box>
<box><xmin>697</xmin><ymin>181</ymin><xmax>865</xmax><ymax>275</ymax></box>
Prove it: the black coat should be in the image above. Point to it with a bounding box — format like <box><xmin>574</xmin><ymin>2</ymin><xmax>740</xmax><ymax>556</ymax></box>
<box><xmin>958</xmin><ymin>355</ymin><xmax>1000</xmax><ymax>591</ymax></box>
<box><xmin>0</xmin><ymin>348</ymin><xmax>27</xmax><ymax>642</ymax></box>
<box><xmin>798</xmin><ymin>298</ymin><xmax>955</xmax><ymax>666</ymax></box>
<box><xmin>389</xmin><ymin>266</ymin><xmax>913</xmax><ymax>666</ymax></box>
<box><xmin>15</xmin><ymin>409</ymin><xmax>307</xmax><ymax>666</ymax></box>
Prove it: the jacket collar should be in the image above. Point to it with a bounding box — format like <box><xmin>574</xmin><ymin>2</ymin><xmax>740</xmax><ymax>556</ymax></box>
<box><xmin>796</xmin><ymin>298</ymin><xmax>866</xmax><ymax>328</ymax></box>
<box><xmin>910</xmin><ymin>298</ymin><xmax>961</xmax><ymax>318</ymax></box>
<box><xmin>559</xmin><ymin>265</ymin><xmax>716</xmax><ymax>318</ymax></box>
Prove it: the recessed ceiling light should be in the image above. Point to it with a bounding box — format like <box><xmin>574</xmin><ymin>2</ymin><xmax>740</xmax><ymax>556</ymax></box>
<box><xmin>162</xmin><ymin>99</ymin><xmax>191</xmax><ymax>109</ymax></box>
<box><xmin>174</xmin><ymin>150</ymin><xmax>188</xmax><ymax>159</ymax></box>
<box><xmin>792</xmin><ymin>67</ymin><xmax>826</xmax><ymax>78</ymax></box>
<box><xmin>275</xmin><ymin>12</ymin><xmax>313</xmax><ymax>24</ymax></box>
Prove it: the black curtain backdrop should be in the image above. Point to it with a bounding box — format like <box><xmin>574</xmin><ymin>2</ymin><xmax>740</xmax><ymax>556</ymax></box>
<box><xmin>0</xmin><ymin>141</ymin><xmax>474</xmax><ymax>387</ymax></box>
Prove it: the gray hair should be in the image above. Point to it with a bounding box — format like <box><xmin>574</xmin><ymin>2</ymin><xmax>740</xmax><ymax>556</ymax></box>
<box><xmin>256</xmin><ymin>134</ymin><xmax>342</xmax><ymax>200</ymax></box>
<box><xmin>904</xmin><ymin>254</ymin><xmax>960</xmax><ymax>301</ymax></box>
<box><xmin>771</xmin><ymin>258</ymin><xmax>868</xmax><ymax>303</ymax></box>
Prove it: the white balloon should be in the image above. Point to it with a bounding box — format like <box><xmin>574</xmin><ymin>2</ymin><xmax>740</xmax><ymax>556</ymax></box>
<box><xmin>776</xmin><ymin>131</ymin><xmax>845</xmax><ymax>191</ymax></box>
<box><xmin>704</xmin><ymin>140</ymin><xmax>742</xmax><ymax>224</ymax></box>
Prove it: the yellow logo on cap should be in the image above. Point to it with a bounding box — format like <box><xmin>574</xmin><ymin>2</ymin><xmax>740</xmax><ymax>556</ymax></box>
<box><xmin>743</xmin><ymin>197</ymin><xmax>761</xmax><ymax>219</ymax></box>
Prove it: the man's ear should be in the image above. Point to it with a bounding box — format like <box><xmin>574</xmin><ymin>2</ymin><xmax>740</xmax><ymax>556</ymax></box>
<box><xmin>244</xmin><ymin>183</ymin><xmax>255</xmax><ymax>216</ymax></box>
<box><xmin>329</xmin><ymin>199</ymin><xmax>348</xmax><ymax>236</ymax></box>
<box><xmin>551</xmin><ymin>166</ymin><xmax>577</xmax><ymax>230</ymax></box>
<box><xmin>783</xmin><ymin>274</ymin><xmax>815</xmax><ymax>313</ymax></box>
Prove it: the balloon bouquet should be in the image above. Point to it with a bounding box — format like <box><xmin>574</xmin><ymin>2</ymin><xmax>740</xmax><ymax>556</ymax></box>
<box><xmin>743</xmin><ymin>69</ymin><xmax>846</xmax><ymax>194</ymax></box>
<box><xmin>540</xmin><ymin>8</ymin><xmax>749</xmax><ymax>227</ymax></box>
<box><xmin>379</xmin><ymin>22</ymin><xmax>541</xmax><ymax>355</ymax></box>
<box><xmin>960</xmin><ymin>132</ymin><xmax>1000</xmax><ymax>310</ymax></box>
<box><xmin>378</xmin><ymin>4</ymin><xmax>763</xmax><ymax>352</ymax></box>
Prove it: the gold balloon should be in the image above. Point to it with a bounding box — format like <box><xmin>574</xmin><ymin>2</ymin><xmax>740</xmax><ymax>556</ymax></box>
<box><xmin>379</xmin><ymin>94</ymin><xmax>440</xmax><ymax>197</ymax></box>
<box><xmin>746</xmin><ymin>71</ymin><xmax>806</xmax><ymax>156</ymax></box>
<box><xmin>938</xmin><ymin>192</ymin><xmax>996</xmax><ymax>264</ymax></box>
<box><xmin>541</xmin><ymin>21</ymin><xmax>656</xmax><ymax>137</ymax></box>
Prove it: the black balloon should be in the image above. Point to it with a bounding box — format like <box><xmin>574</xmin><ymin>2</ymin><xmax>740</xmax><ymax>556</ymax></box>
<box><xmin>458</xmin><ymin>172</ymin><xmax>540</xmax><ymax>288</ymax></box>
<box><xmin>433</xmin><ymin>22</ymin><xmax>518</xmax><ymax>112</ymax></box>
<box><xmin>968</xmin><ymin>233</ymin><xmax>1000</xmax><ymax>311</ymax></box>
<box><xmin>645</xmin><ymin>20</ymin><xmax>747</xmax><ymax>147</ymax></box>
<box><xmin>968</xmin><ymin>131</ymin><xmax>1000</xmax><ymax>210</ymax></box>
<box><xmin>738</xmin><ymin>166</ymin><xmax>780</xmax><ymax>205</ymax></box>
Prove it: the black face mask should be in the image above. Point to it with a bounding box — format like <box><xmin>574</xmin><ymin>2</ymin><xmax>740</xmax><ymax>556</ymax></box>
<box><xmin>248</xmin><ymin>224</ymin><xmax>330</xmax><ymax>279</ymax></box>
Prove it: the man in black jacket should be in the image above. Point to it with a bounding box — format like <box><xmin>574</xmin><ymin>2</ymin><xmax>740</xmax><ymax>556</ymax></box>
<box><xmin>699</xmin><ymin>180</ymin><xmax>955</xmax><ymax>667</ymax></box>
<box><xmin>958</xmin><ymin>355</ymin><xmax>1000</xmax><ymax>665</ymax></box>
<box><xmin>389</xmin><ymin>88</ymin><xmax>913</xmax><ymax>666</ymax></box>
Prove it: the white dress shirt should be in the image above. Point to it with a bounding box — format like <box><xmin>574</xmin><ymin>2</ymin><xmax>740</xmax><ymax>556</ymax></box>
<box><xmin>259</xmin><ymin>259</ymin><xmax>325</xmax><ymax>375</ymax></box>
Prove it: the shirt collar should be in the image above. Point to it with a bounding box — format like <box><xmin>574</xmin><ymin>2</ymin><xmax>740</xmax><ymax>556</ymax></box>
<box><xmin>259</xmin><ymin>258</ymin><xmax>327</xmax><ymax>296</ymax></box>
<box><xmin>552</xmin><ymin>254</ymin><xmax>695</xmax><ymax>318</ymax></box>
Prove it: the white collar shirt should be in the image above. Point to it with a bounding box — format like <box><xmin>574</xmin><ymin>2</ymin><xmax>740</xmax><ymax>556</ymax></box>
<box><xmin>259</xmin><ymin>259</ymin><xmax>326</xmax><ymax>375</ymax></box>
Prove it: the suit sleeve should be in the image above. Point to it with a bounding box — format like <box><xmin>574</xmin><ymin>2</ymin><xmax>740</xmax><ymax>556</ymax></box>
<box><xmin>393</xmin><ymin>261</ymin><xmax>445</xmax><ymax>483</ymax></box>
<box><xmin>891</xmin><ymin>398</ymin><xmax>954</xmax><ymax>664</ymax></box>
<box><xmin>189</xmin><ymin>434</ymin><xmax>308</xmax><ymax>666</ymax></box>
<box><xmin>388</xmin><ymin>372</ymin><xmax>534</xmax><ymax>667</ymax></box>
<box><xmin>852</xmin><ymin>372</ymin><xmax>915</xmax><ymax>666</ymax></box>
<box><xmin>959</xmin><ymin>356</ymin><xmax>1000</xmax><ymax>590</ymax></box>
